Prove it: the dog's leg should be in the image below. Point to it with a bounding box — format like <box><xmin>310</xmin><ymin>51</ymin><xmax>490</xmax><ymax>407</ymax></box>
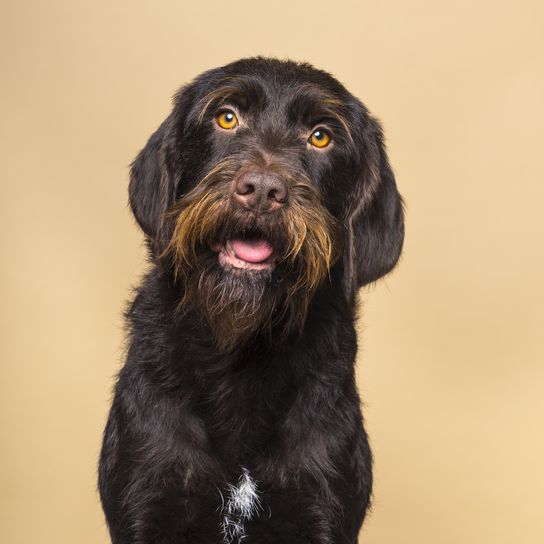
<box><xmin>100</xmin><ymin>442</ymin><xmax>225</xmax><ymax>543</ymax></box>
<box><xmin>242</xmin><ymin>486</ymin><xmax>334</xmax><ymax>544</ymax></box>
<box><xmin>241</xmin><ymin>475</ymin><xmax>368</xmax><ymax>544</ymax></box>
<box><xmin>99</xmin><ymin>393</ymin><xmax>226</xmax><ymax>543</ymax></box>
<box><xmin>237</xmin><ymin>393</ymin><xmax>372</xmax><ymax>544</ymax></box>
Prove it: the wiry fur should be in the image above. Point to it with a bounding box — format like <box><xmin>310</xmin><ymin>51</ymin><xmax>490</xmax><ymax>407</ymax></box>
<box><xmin>99</xmin><ymin>57</ymin><xmax>404</xmax><ymax>543</ymax></box>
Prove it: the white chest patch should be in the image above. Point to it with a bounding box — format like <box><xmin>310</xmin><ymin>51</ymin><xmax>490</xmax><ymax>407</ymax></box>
<box><xmin>221</xmin><ymin>468</ymin><xmax>261</xmax><ymax>543</ymax></box>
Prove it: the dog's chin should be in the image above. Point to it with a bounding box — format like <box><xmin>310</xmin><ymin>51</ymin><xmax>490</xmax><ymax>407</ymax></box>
<box><xmin>180</xmin><ymin>242</ymin><xmax>277</xmax><ymax>352</ymax></box>
<box><xmin>173</xmin><ymin>229</ymin><xmax>320</xmax><ymax>350</ymax></box>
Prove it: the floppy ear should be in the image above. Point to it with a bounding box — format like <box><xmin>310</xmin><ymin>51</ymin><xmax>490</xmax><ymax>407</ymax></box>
<box><xmin>128</xmin><ymin>116</ymin><xmax>176</xmax><ymax>247</ymax></box>
<box><xmin>343</xmin><ymin>117</ymin><xmax>405</xmax><ymax>301</ymax></box>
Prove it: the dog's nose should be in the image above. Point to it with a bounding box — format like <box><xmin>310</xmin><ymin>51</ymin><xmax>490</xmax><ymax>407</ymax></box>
<box><xmin>234</xmin><ymin>171</ymin><xmax>288</xmax><ymax>212</ymax></box>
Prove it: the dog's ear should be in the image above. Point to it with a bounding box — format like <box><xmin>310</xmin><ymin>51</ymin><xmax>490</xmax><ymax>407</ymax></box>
<box><xmin>128</xmin><ymin>116</ymin><xmax>176</xmax><ymax>244</ymax></box>
<box><xmin>343</xmin><ymin>115</ymin><xmax>405</xmax><ymax>300</ymax></box>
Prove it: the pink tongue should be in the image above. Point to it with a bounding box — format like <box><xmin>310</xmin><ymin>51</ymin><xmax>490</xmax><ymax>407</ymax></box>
<box><xmin>230</xmin><ymin>238</ymin><xmax>273</xmax><ymax>263</ymax></box>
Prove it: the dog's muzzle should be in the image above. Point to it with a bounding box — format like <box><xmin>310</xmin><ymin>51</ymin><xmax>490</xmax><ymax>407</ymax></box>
<box><xmin>210</xmin><ymin>169</ymin><xmax>288</xmax><ymax>272</ymax></box>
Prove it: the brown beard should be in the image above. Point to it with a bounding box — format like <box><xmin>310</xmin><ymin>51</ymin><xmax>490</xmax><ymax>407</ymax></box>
<box><xmin>161</xmin><ymin>159</ymin><xmax>342</xmax><ymax>351</ymax></box>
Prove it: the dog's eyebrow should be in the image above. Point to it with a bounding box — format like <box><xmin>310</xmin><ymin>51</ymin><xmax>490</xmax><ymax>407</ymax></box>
<box><xmin>289</xmin><ymin>85</ymin><xmax>354</xmax><ymax>143</ymax></box>
<box><xmin>195</xmin><ymin>77</ymin><xmax>265</xmax><ymax>125</ymax></box>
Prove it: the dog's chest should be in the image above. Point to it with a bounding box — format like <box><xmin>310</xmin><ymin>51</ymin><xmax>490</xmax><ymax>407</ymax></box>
<box><xmin>196</xmin><ymin>365</ymin><xmax>296</xmax><ymax>458</ymax></box>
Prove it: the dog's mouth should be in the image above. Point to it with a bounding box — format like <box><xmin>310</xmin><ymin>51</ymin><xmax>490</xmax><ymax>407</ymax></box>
<box><xmin>212</xmin><ymin>235</ymin><xmax>276</xmax><ymax>272</ymax></box>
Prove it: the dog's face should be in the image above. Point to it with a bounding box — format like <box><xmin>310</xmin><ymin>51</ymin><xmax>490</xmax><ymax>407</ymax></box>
<box><xmin>129</xmin><ymin>58</ymin><xmax>404</xmax><ymax>350</ymax></box>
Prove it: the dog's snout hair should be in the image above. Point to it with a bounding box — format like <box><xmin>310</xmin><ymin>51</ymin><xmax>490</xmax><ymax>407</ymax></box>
<box><xmin>100</xmin><ymin>57</ymin><xmax>404</xmax><ymax>544</ymax></box>
<box><xmin>163</xmin><ymin>156</ymin><xmax>340</xmax><ymax>350</ymax></box>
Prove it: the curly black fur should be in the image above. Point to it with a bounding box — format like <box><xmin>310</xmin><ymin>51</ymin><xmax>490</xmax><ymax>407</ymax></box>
<box><xmin>98</xmin><ymin>57</ymin><xmax>404</xmax><ymax>543</ymax></box>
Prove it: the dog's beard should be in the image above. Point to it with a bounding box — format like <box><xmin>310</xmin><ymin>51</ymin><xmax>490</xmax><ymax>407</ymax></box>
<box><xmin>162</xmin><ymin>159</ymin><xmax>341</xmax><ymax>352</ymax></box>
<box><xmin>176</xmin><ymin>255</ymin><xmax>278</xmax><ymax>352</ymax></box>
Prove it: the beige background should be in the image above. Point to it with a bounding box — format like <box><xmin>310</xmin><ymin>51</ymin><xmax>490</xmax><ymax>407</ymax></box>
<box><xmin>1</xmin><ymin>1</ymin><xmax>543</xmax><ymax>542</ymax></box>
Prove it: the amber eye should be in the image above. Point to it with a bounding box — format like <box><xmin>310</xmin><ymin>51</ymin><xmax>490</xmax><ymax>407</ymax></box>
<box><xmin>309</xmin><ymin>128</ymin><xmax>331</xmax><ymax>148</ymax></box>
<box><xmin>216</xmin><ymin>110</ymin><xmax>238</xmax><ymax>130</ymax></box>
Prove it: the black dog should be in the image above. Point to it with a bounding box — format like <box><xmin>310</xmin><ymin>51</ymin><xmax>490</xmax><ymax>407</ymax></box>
<box><xmin>99</xmin><ymin>57</ymin><xmax>404</xmax><ymax>543</ymax></box>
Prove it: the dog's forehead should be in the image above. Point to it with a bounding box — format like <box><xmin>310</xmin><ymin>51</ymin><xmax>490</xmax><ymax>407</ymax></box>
<box><xmin>194</xmin><ymin>59</ymin><xmax>351</xmax><ymax>124</ymax></box>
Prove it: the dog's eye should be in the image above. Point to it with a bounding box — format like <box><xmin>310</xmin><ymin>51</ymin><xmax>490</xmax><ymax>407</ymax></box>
<box><xmin>216</xmin><ymin>111</ymin><xmax>238</xmax><ymax>130</ymax></box>
<box><xmin>309</xmin><ymin>128</ymin><xmax>331</xmax><ymax>148</ymax></box>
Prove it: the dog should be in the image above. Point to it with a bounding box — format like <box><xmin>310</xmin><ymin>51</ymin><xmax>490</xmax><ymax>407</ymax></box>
<box><xmin>98</xmin><ymin>57</ymin><xmax>404</xmax><ymax>544</ymax></box>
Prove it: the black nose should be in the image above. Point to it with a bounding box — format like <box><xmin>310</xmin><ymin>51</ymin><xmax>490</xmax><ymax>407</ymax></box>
<box><xmin>234</xmin><ymin>171</ymin><xmax>288</xmax><ymax>212</ymax></box>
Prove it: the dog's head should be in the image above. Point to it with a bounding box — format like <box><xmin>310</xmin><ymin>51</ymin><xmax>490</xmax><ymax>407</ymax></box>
<box><xmin>129</xmin><ymin>58</ymin><xmax>404</xmax><ymax>350</ymax></box>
